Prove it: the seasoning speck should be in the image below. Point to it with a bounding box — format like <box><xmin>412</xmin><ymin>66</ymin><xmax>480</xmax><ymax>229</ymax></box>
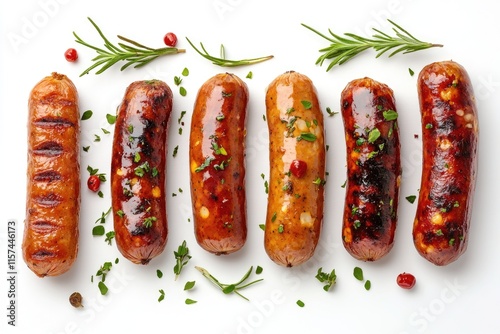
<box><xmin>69</xmin><ymin>292</ymin><xmax>83</xmax><ymax>308</ymax></box>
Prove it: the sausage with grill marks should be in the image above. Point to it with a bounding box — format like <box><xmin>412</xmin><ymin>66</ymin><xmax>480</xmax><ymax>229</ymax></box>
<box><xmin>340</xmin><ymin>77</ymin><xmax>402</xmax><ymax>262</ymax></box>
<box><xmin>22</xmin><ymin>72</ymin><xmax>80</xmax><ymax>277</ymax></box>
<box><xmin>413</xmin><ymin>61</ymin><xmax>479</xmax><ymax>266</ymax></box>
<box><xmin>111</xmin><ymin>80</ymin><xmax>172</xmax><ymax>264</ymax></box>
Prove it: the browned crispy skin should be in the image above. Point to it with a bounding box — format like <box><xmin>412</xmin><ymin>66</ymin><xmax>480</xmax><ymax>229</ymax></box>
<box><xmin>340</xmin><ymin>77</ymin><xmax>402</xmax><ymax>261</ymax></box>
<box><xmin>189</xmin><ymin>73</ymin><xmax>248</xmax><ymax>255</ymax></box>
<box><xmin>413</xmin><ymin>61</ymin><xmax>479</xmax><ymax>266</ymax></box>
<box><xmin>111</xmin><ymin>80</ymin><xmax>172</xmax><ymax>264</ymax></box>
<box><xmin>264</xmin><ymin>71</ymin><xmax>326</xmax><ymax>267</ymax></box>
<box><xmin>23</xmin><ymin>72</ymin><xmax>80</xmax><ymax>277</ymax></box>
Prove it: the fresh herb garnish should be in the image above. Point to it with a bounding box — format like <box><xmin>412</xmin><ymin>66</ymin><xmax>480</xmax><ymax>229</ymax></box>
<box><xmin>297</xmin><ymin>132</ymin><xmax>317</xmax><ymax>142</ymax></box>
<box><xmin>368</xmin><ymin>128</ymin><xmax>381</xmax><ymax>143</ymax></box>
<box><xmin>315</xmin><ymin>267</ymin><xmax>337</xmax><ymax>291</ymax></box>
<box><xmin>353</xmin><ymin>266</ymin><xmax>364</xmax><ymax>281</ymax></box>
<box><xmin>195</xmin><ymin>157</ymin><xmax>214</xmax><ymax>172</ymax></box>
<box><xmin>296</xmin><ymin>300</ymin><xmax>305</xmax><ymax>307</ymax></box>
<box><xmin>81</xmin><ymin>110</ymin><xmax>93</xmax><ymax>120</ymax></box>
<box><xmin>301</xmin><ymin>100</ymin><xmax>312</xmax><ymax>109</ymax></box>
<box><xmin>185</xmin><ymin>38</ymin><xmax>273</xmax><ymax>67</ymax></box>
<box><xmin>301</xmin><ymin>19</ymin><xmax>443</xmax><ymax>71</ymax></box>
<box><xmin>382</xmin><ymin>110</ymin><xmax>398</xmax><ymax>121</ymax></box>
<box><xmin>74</xmin><ymin>17</ymin><xmax>185</xmax><ymax>76</ymax></box>
<box><xmin>405</xmin><ymin>195</ymin><xmax>417</xmax><ymax>204</ymax></box>
<box><xmin>174</xmin><ymin>240</ymin><xmax>191</xmax><ymax>280</ymax></box>
<box><xmin>158</xmin><ymin>289</ymin><xmax>165</xmax><ymax>302</ymax></box>
<box><xmin>195</xmin><ymin>266</ymin><xmax>263</xmax><ymax>301</ymax></box>
<box><xmin>184</xmin><ymin>281</ymin><xmax>196</xmax><ymax>291</ymax></box>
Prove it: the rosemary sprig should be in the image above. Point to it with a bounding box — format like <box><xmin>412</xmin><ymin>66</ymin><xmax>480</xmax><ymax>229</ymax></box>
<box><xmin>185</xmin><ymin>37</ymin><xmax>273</xmax><ymax>67</ymax></box>
<box><xmin>74</xmin><ymin>17</ymin><xmax>185</xmax><ymax>76</ymax></box>
<box><xmin>195</xmin><ymin>265</ymin><xmax>263</xmax><ymax>301</ymax></box>
<box><xmin>302</xmin><ymin>19</ymin><xmax>443</xmax><ymax>71</ymax></box>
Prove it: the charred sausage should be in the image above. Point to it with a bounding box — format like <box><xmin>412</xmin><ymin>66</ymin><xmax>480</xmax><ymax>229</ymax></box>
<box><xmin>189</xmin><ymin>73</ymin><xmax>248</xmax><ymax>255</ymax></box>
<box><xmin>340</xmin><ymin>77</ymin><xmax>402</xmax><ymax>261</ymax></box>
<box><xmin>22</xmin><ymin>72</ymin><xmax>80</xmax><ymax>277</ymax></box>
<box><xmin>264</xmin><ymin>71</ymin><xmax>326</xmax><ymax>267</ymax></box>
<box><xmin>111</xmin><ymin>80</ymin><xmax>172</xmax><ymax>264</ymax></box>
<box><xmin>413</xmin><ymin>60</ymin><xmax>479</xmax><ymax>266</ymax></box>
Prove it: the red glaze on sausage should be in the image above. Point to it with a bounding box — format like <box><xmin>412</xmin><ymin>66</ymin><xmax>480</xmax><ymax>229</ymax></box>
<box><xmin>413</xmin><ymin>61</ymin><xmax>479</xmax><ymax>266</ymax></box>
<box><xmin>264</xmin><ymin>71</ymin><xmax>326</xmax><ymax>267</ymax></box>
<box><xmin>111</xmin><ymin>80</ymin><xmax>172</xmax><ymax>264</ymax></box>
<box><xmin>189</xmin><ymin>73</ymin><xmax>248</xmax><ymax>255</ymax></box>
<box><xmin>340</xmin><ymin>77</ymin><xmax>402</xmax><ymax>261</ymax></box>
<box><xmin>23</xmin><ymin>72</ymin><xmax>80</xmax><ymax>277</ymax></box>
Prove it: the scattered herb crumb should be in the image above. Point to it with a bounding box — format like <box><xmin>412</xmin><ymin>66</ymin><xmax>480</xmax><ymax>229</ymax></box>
<box><xmin>405</xmin><ymin>195</ymin><xmax>417</xmax><ymax>204</ymax></box>
<box><xmin>364</xmin><ymin>280</ymin><xmax>371</xmax><ymax>291</ymax></box>
<box><xmin>246</xmin><ymin>71</ymin><xmax>253</xmax><ymax>79</ymax></box>
<box><xmin>157</xmin><ymin>269</ymin><xmax>163</xmax><ymax>279</ymax></box>
<box><xmin>158</xmin><ymin>289</ymin><xmax>165</xmax><ymax>302</ymax></box>
<box><xmin>184</xmin><ymin>281</ymin><xmax>196</xmax><ymax>291</ymax></box>
<box><xmin>409</xmin><ymin>68</ymin><xmax>415</xmax><ymax>76</ymax></box>
<box><xmin>185</xmin><ymin>298</ymin><xmax>197</xmax><ymax>305</ymax></box>
<box><xmin>296</xmin><ymin>300</ymin><xmax>305</xmax><ymax>307</ymax></box>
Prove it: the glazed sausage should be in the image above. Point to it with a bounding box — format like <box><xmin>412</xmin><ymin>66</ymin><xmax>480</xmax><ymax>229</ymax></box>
<box><xmin>264</xmin><ymin>71</ymin><xmax>326</xmax><ymax>267</ymax></box>
<box><xmin>189</xmin><ymin>73</ymin><xmax>248</xmax><ymax>255</ymax></box>
<box><xmin>413</xmin><ymin>61</ymin><xmax>479</xmax><ymax>266</ymax></box>
<box><xmin>340</xmin><ymin>77</ymin><xmax>402</xmax><ymax>261</ymax></box>
<box><xmin>111</xmin><ymin>80</ymin><xmax>172</xmax><ymax>264</ymax></box>
<box><xmin>22</xmin><ymin>72</ymin><xmax>80</xmax><ymax>277</ymax></box>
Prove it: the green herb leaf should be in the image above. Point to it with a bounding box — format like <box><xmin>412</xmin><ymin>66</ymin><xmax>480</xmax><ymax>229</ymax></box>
<box><xmin>179</xmin><ymin>86</ymin><xmax>187</xmax><ymax>96</ymax></box>
<box><xmin>81</xmin><ymin>110</ymin><xmax>93</xmax><ymax>120</ymax></box>
<box><xmin>296</xmin><ymin>300</ymin><xmax>305</xmax><ymax>307</ymax></box>
<box><xmin>382</xmin><ymin>110</ymin><xmax>398</xmax><ymax>121</ymax></box>
<box><xmin>315</xmin><ymin>267</ymin><xmax>337</xmax><ymax>291</ymax></box>
<box><xmin>364</xmin><ymin>280</ymin><xmax>371</xmax><ymax>290</ymax></box>
<box><xmin>259</xmin><ymin>224</ymin><xmax>265</xmax><ymax>231</ymax></box>
<box><xmin>106</xmin><ymin>113</ymin><xmax>116</xmax><ymax>124</ymax></box>
<box><xmin>255</xmin><ymin>266</ymin><xmax>263</xmax><ymax>275</ymax></box>
<box><xmin>409</xmin><ymin>68</ymin><xmax>415</xmax><ymax>76</ymax></box>
<box><xmin>297</xmin><ymin>132</ymin><xmax>317</xmax><ymax>142</ymax></box>
<box><xmin>368</xmin><ymin>128</ymin><xmax>381</xmax><ymax>143</ymax></box>
<box><xmin>184</xmin><ymin>281</ymin><xmax>196</xmax><ymax>291</ymax></box>
<box><xmin>98</xmin><ymin>281</ymin><xmax>108</xmax><ymax>295</ymax></box>
<box><xmin>353</xmin><ymin>267</ymin><xmax>364</xmax><ymax>281</ymax></box>
<box><xmin>185</xmin><ymin>298</ymin><xmax>197</xmax><ymax>305</ymax></box>
<box><xmin>405</xmin><ymin>195</ymin><xmax>417</xmax><ymax>204</ymax></box>
<box><xmin>158</xmin><ymin>289</ymin><xmax>165</xmax><ymax>302</ymax></box>
<box><xmin>246</xmin><ymin>71</ymin><xmax>253</xmax><ymax>79</ymax></box>
<box><xmin>195</xmin><ymin>157</ymin><xmax>214</xmax><ymax>173</ymax></box>
<box><xmin>157</xmin><ymin>269</ymin><xmax>163</xmax><ymax>279</ymax></box>
<box><xmin>182</xmin><ymin>67</ymin><xmax>189</xmax><ymax>76</ymax></box>
<box><xmin>92</xmin><ymin>225</ymin><xmax>105</xmax><ymax>236</ymax></box>
<box><xmin>301</xmin><ymin>100</ymin><xmax>312</xmax><ymax>109</ymax></box>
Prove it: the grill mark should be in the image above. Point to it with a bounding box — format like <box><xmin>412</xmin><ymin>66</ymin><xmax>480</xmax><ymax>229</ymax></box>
<box><xmin>35</xmin><ymin>193</ymin><xmax>63</xmax><ymax>207</ymax></box>
<box><xmin>33</xmin><ymin>141</ymin><xmax>63</xmax><ymax>157</ymax></box>
<box><xmin>33</xmin><ymin>171</ymin><xmax>61</xmax><ymax>183</ymax></box>
<box><xmin>32</xmin><ymin>250</ymin><xmax>56</xmax><ymax>260</ymax></box>
<box><xmin>34</xmin><ymin>117</ymin><xmax>74</xmax><ymax>128</ymax></box>
<box><xmin>30</xmin><ymin>220</ymin><xmax>58</xmax><ymax>233</ymax></box>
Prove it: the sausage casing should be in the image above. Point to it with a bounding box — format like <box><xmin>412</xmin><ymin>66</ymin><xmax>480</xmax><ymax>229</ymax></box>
<box><xmin>111</xmin><ymin>80</ymin><xmax>172</xmax><ymax>264</ymax></box>
<box><xmin>340</xmin><ymin>77</ymin><xmax>402</xmax><ymax>261</ymax></box>
<box><xmin>189</xmin><ymin>73</ymin><xmax>248</xmax><ymax>255</ymax></box>
<box><xmin>22</xmin><ymin>72</ymin><xmax>80</xmax><ymax>277</ymax></box>
<box><xmin>264</xmin><ymin>71</ymin><xmax>326</xmax><ymax>267</ymax></box>
<box><xmin>413</xmin><ymin>61</ymin><xmax>479</xmax><ymax>266</ymax></box>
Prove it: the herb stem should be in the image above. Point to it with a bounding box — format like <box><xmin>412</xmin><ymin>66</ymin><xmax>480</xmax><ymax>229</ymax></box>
<box><xmin>185</xmin><ymin>37</ymin><xmax>273</xmax><ymax>67</ymax></box>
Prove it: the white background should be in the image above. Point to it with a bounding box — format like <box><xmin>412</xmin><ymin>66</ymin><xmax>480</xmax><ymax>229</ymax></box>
<box><xmin>1</xmin><ymin>0</ymin><xmax>499</xmax><ymax>333</ymax></box>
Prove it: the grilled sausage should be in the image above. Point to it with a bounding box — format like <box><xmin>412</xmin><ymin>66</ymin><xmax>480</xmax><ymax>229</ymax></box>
<box><xmin>189</xmin><ymin>73</ymin><xmax>248</xmax><ymax>255</ymax></box>
<box><xmin>340</xmin><ymin>77</ymin><xmax>402</xmax><ymax>261</ymax></box>
<box><xmin>264</xmin><ymin>71</ymin><xmax>326</xmax><ymax>267</ymax></box>
<box><xmin>22</xmin><ymin>72</ymin><xmax>80</xmax><ymax>277</ymax></box>
<box><xmin>111</xmin><ymin>80</ymin><xmax>172</xmax><ymax>264</ymax></box>
<box><xmin>413</xmin><ymin>61</ymin><xmax>479</xmax><ymax>266</ymax></box>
